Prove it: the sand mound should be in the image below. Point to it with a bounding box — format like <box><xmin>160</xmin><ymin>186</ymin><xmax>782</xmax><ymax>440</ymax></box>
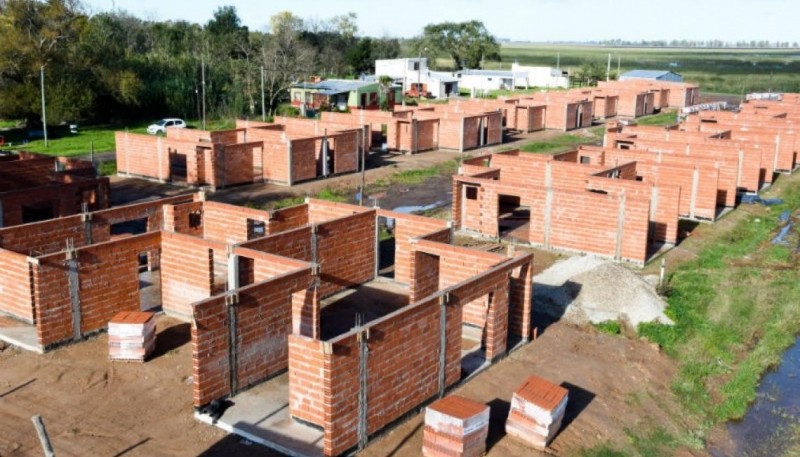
<box><xmin>534</xmin><ymin>256</ymin><xmax>673</xmax><ymax>327</ymax></box>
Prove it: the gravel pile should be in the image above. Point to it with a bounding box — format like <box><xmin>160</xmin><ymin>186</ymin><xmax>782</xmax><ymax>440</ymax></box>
<box><xmin>534</xmin><ymin>255</ymin><xmax>673</xmax><ymax>327</ymax></box>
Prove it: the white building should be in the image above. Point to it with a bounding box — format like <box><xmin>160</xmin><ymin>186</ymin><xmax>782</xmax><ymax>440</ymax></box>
<box><xmin>620</xmin><ymin>70</ymin><xmax>683</xmax><ymax>83</ymax></box>
<box><xmin>454</xmin><ymin>69</ymin><xmax>522</xmax><ymax>92</ymax></box>
<box><xmin>374</xmin><ymin>58</ymin><xmax>459</xmax><ymax>99</ymax></box>
<box><xmin>510</xmin><ymin>63</ymin><xmax>570</xmax><ymax>89</ymax></box>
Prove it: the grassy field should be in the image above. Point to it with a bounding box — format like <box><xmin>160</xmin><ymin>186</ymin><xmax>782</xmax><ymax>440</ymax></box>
<box><xmin>0</xmin><ymin>118</ymin><xmax>236</xmax><ymax>157</ymax></box>
<box><xmin>520</xmin><ymin>126</ymin><xmax>604</xmax><ymax>154</ymax></box>
<box><xmin>492</xmin><ymin>44</ymin><xmax>800</xmax><ymax>95</ymax></box>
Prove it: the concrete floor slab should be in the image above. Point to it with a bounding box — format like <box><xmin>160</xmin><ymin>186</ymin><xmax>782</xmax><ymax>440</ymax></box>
<box><xmin>320</xmin><ymin>278</ymin><xmax>410</xmax><ymax>340</ymax></box>
<box><xmin>0</xmin><ymin>315</ymin><xmax>42</xmax><ymax>353</ymax></box>
<box><xmin>196</xmin><ymin>372</ymin><xmax>323</xmax><ymax>457</ymax></box>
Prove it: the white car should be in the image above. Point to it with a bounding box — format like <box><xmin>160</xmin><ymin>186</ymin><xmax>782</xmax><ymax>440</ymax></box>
<box><xmin>147</xmin><ymin>118</ymin><xmax>186</xmax><ymax>135</ymax></box>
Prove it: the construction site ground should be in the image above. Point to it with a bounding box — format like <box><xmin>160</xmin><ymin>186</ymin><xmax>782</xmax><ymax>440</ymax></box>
<box><xmin>0</xmin><ymin>119</ymin><xmax>733</xmax><ymax>457</ymax></box>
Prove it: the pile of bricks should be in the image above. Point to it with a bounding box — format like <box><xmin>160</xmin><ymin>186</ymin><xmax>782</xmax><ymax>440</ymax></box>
<box><xmin>505</xmin><ymin>375</ymin><xmax>569</xmax><ymax>450</ymax></box>
<box><xmin>108</xmin><ymin>311</ymin><xmax>156</xmax><ymax>362</ymax></box>
<box><xmin>422</xmin><ymin>395</ymin><xmax>490</xmax><ymax>457</ymax></box>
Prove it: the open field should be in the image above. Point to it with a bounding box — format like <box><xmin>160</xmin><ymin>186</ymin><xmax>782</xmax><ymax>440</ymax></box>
<box><xmin>493</xmin><ymin>44</ymin><xmax>800</xmax><ymax>94</ymax></box>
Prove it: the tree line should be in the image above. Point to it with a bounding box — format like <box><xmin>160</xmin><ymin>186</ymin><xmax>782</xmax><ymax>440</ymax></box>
<box><xmin>596</xmin><ymin>39</ymin><xmax>799</xmax><ymax>48</ymax></box>
<box><xmin>0</xmin><ymin>1</ymin><xmax>402</xmax><ymax>125</ymax></box>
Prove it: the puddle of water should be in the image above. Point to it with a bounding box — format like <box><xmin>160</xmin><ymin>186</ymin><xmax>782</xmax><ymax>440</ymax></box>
<box><xmin>712</xmin><ymin>337</ymin><xmax>800</xmax><ymax>456</ymax></box>
<box><xmin>391</xmin><ymin>201</ymin><xmax>445</xmax><ymax>214</ymax></box>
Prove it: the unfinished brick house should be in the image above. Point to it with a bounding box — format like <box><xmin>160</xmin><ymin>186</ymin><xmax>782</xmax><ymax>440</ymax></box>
<box><xmin>411</xmin><ymin>105</ymin><xmax>504</xmax><ymax>151</ymax></box>
<box><xmin>598</xmin><ymin>80</ymin><xmax>700</xmax><ymax>109</ymax></box>
<box><xmin>319</xmin><ymin>109</ymin><xmax>441</xmax><ymax>154</ymax></box>
<box><xmin>179</xmin><ymin>198</ymin><xmax>533</xmax><ymax>456</ymax></box>
<box><xmin>0</xmin><ymin>151</ymin><xmax>109</xmax><ymax>228</ymax></box>
<box><xmin>115</xmin><ymin>121</ymin><xmax>363</xmax><ymax>187</ymax></box>
<box><xmin>607</xmin><ymin>122</ymin><xmax>797</xmax><ymax>189</ymax></box>
<box><xmin>0</xmin><ymin>194</ymin><xmax>193</xmax><ymax>351</ymax></box>
<box><xmin>519</xmin><ymin>92</ymin><xmax>594</xmax><ymax>131</ymax></box>
<box><xmin>453</xmin><ymin>149</ymin><xmax>679</xmax><ymax>264</ymax></box>
<box><xmin>443</xmin><ymin>98</ymin><xmax>547</xmax><ymax>133</ymax></box>
<box><xmin>0</xmin><ymin>190</ymin><xmax>534</xmax><ymax>455</ymax></box>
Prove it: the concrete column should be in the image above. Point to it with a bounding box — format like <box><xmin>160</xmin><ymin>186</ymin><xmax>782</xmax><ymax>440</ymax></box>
<box><xmin>615</xmin><ymin>194</ymin><xmax>626</xmax><ymax>261</ymax></box>
<box><xmin>689</xmin><ymin>167</ymin><xmax>700</xmax><ymax>219</ymax></box>
<box><xmin>737</xmin><ymin>149</ymin><xmax>744</xmax><ymax>189</ymax></box>
<box><xmin>287</xmin><ymin>143</ymin><xmax>293</xmax><ymax>186</ymax></box>
<box><xmin>66</xmin><ymin>247</ymin><xmax>81</xmax><ymax>341</ymax></box>
<box><xmin>774</xmin><ymin>135</ymin><xmax>781</xmax><ymax>171</ymax></box>
<box><xmin>227</xmin><ymin>244</ymin><xmax>239</xmax><ymax>291</ymax></box>
<box><xmin>543</xmin><ymin>188</ymin><xmax>553</xmax><ymax>248</ymax></box>
<box><xmin>438</xmin><ymin>294</ymin><xmax>448</xmax><ymax>398</ymax></box>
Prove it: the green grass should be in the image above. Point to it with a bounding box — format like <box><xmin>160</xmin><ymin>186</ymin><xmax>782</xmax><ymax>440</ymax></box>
<box><xmin>0</xmin><ymin>119</ymin><xmax>21</xmax><ymax>129</ymax></box>
<box><xmin>636</xmin><ymin>110</ymin><xmax>681</xmax><ymax>126</ymax></box>
<box><xmin>594</xmin><ymin>320</ymin><xmax>622</xmax><ymax>335</ymax></box>
<box><xmin>97</xmin><ymin>160</ymin><xmax>117</xmax><ymax>176</ymax></box>
<box><xmin>457</xmin><ymin>87</ymin><xmax>545</xmax><ymax>98</ymax></box>
<box><xmin>370</xmin><ymin>160</ymin><xmax>459</xmax><ymax>191</ymax></box>
<box><xmin>0</xmin><ymin>118</ymin><xmax>237</xmax><ymax>157</ymax></box>
<box><xmin>520</xmin><ymin>127</ymin><xmax>604</xmax><ymax>154</ymax></box>
<box><xmin>634</xmin><ymin>178</ymin><xmax>800</xmax><ymax>442</ymax></box>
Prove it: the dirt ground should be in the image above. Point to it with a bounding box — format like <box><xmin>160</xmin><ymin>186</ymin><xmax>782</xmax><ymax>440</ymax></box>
<box><xmin>0</xmin><ymin>316</ymin><xmax>280</xmax><ymax>457</ymax></box>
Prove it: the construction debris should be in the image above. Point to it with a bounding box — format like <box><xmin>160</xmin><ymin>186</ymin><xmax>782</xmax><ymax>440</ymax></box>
<box><xmin>505</xmin><ymin>375</ymin><xmax>569</xmax><ymax>450</ymax></box>
<box><xmin>108</xmin><ymin>311</ymin><xmax>156</xmax><ymax>362</ymax></box>
<box><xmin>422</xmin><ymin>395</ymin><xmax>490</xmax><ymax>457</ymax></box>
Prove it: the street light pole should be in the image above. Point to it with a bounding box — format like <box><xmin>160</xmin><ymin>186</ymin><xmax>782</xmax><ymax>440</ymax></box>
<box><xmin>40</xmin><ymin>66</ymin><xmax>48</xmax><ymax>147</ymax></box>
<box><xmin>261</xmin><ymin>65</ymin><xmax>266</xmax><ymax>122</ymax></box>
<box><xmin>201</xmin><ymin>56</ymin><xmax>207</xmax><ymax>130</ymax></box>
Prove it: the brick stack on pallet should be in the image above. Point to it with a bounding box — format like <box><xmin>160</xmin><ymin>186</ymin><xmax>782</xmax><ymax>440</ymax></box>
<box><xmin>505</xmin><ymin>375</ymin><xmax>569</xmax><ymax>450</ymax></box>
<box><xmin>422</xmin><ymin>395</ymin><xmax>490</xmax><ymax>457</ymax></box>
<box><xmin>108</xmin><ymin>311</ymin><xmax>156</xmax><ymax>362</ymax></box>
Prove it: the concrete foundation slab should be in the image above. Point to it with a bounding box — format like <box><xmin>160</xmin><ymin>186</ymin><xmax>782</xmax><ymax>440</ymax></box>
<box><xmin>195</xmin><ymin>372</ymin><xmax>324</xmax><ymax>457</ymax></box>
<box><xmin>0</xmin><ymin>315</ymin><xmax>42</xmax><ymax>353</ymax></box>
<box><xmin>320</xmin><ymin>278</ymin><xmax>409</xmax><ymax>340</ymax></box>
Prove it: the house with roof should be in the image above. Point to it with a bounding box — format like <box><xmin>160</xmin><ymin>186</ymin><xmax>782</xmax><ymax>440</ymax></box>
<box><xmin>289</xmin><ymin>78</ymin><xmax>400</xmax><ymax>112</ymax></box>
<box><xmin>374</xmin><ymin>58</ymin><xmax>460</xmax><ymax>99</ymax></box>
<box><xmin>620</xmin><ymin>70</ymin><xmax>684</xmax><ymax>83</ymax></box>
<box><xmin>510</xmin><ymin>63</ymin><xmax>570</xmax><ymax>88</ymax></box>
<box><xmin>455</xmin><ymin>69</ymin><xmax>528</xmax><ymax>93</ymax></box>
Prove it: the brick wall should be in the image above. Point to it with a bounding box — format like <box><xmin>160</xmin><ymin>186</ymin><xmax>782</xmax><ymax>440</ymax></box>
<box><xmin>381</xmin><ymin>210</ymin><xmax>450</xmax><ymax>285</ymax></box>
<box><xmin>192</xmin><ymin>267</ymin><xmax>313</xmax><ymax>408</ymax></box>
<box><xmin>32</xmin><ymin>232</ymin><xmax>161</xmax><ymax>348</ymax></box>
<box><xmin>316</xmin><ymin>211</ymin><xmax>376</xmax><ymax>297</ymax></box>
<box><xmin>202</xmin><ymin>201</ymin><xmax>271</xmax><ymax>245</ymax></box>
<box><xmin>0</xmin><ymin>249</ymin><xmax>33</xmax><ymax>322</ymax></box>
<box><xmin>161</xmin><ymin>231</ymin><xmax>216</xmax><ymax>318</ymax></box>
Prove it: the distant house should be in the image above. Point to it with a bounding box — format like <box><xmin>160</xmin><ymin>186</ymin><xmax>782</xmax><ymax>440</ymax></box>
<box><xmin>510</xmin><ymin>63</ymin><xmax>570</xmax><ymax>88</ymax></box>
<box><xmin>454</xmin><ymin>69</ymin><xmax>526</xmax><ymax>93</ymax></box>
<box><xmin>620</xmin><ymin>70</ymin><xmax>684</xmax><ymax>83</ymax></box>
<box><xmin>375</xmin><ymin>58</ymin><xmax>459</xmax><ymax>98</ymax></box>
<box><xmin>290</xmin><ymin>79</ymin><xmax>400</xmax><ymax>112</ymax></box>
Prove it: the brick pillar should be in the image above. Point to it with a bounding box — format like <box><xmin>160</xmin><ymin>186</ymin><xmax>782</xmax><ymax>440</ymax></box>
<box><xmin>484</xmin><ymin>284</ymin><xmax>509</xmax><ymax>361</ymax></box>
<box><xmin>292</xmin><ymin>286</ymin><xmax>320</xmax><ymax>338</ymax></box>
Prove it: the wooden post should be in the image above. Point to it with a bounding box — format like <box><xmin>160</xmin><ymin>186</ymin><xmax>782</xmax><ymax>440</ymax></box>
<box><xmin>31</xmin><ymin>415</ymin><xmax>55</xmax><ymax>457</ymax></box>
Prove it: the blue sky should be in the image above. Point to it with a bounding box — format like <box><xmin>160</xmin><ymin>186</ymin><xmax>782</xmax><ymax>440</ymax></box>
<box><xmin>86</xmin><ymin>0</ymin><xmax>798</xmax><ymax>42</ymax></box>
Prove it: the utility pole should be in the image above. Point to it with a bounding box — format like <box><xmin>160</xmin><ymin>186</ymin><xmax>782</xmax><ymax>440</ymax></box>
<box><xmin>557</xmin><ymin>53</ymin><xmax>560</xmax><ymax>70</ymax></box>
<box><xmin>40</xmin><ymin>66</ymin><xmax>48</xmax><ymax>147</ymax></box>
<box><xmin>617</xmin><ymin>55</ymin><xmax>621</xmax><ymax>79</ymax></box>
<box><xmin>201</xmin><ymin>56</ymin><xmax>207</xmax><ymax>130</ymax></box>
<box><xmin>606</xmin><ymin>53</ymin><xmax>612</xmax><ymax>81</ymax></box>
<box><xmin>260</xmin><ymin>65</ymin><xmax>266</xmax><ymax>122</ymax></box>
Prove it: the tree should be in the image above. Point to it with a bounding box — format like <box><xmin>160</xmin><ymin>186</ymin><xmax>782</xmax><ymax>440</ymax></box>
<box><xmin>0</xmin><ymin>0</ymin><xmax>89</xmax><ymax>123</ymax></box>
<box><xmin>260</xmin><ymin>11</ymin><xmax>316</xmax><ymax>115</ymax></box>
<box><xmin>574</xmin><ymin>62</ymin><xmax>606</xmax><ymax>86</ymax></box>
<box><xmin>346</xmin><ymin>37</ymin><xmax>373</xmax><ymax>75</ymax></box>
<box><xmin>378</xmin><ymin>75</ymin><xmax>393</xmax><ymax>111</ymax></box>
<box><xmin>415</xmin><ymin>20</ymin><xmax>500</xmax><ymax>70</ymax></box>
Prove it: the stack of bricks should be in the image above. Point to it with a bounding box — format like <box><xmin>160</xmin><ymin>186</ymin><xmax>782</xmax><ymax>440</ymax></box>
<box><xmin>505</xmin><ymin>375</ymin><xmax>569</xmax><ymax>450</ymax></box>
<box><xmin>422</xmin><ymin>395</ymin><xmax>490</xmax><ymax>457</ymax></box>
<box><xmin>108</xmin><ymin>311</ymin><xmax>156</xmax><ymax>362</ymax></box>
